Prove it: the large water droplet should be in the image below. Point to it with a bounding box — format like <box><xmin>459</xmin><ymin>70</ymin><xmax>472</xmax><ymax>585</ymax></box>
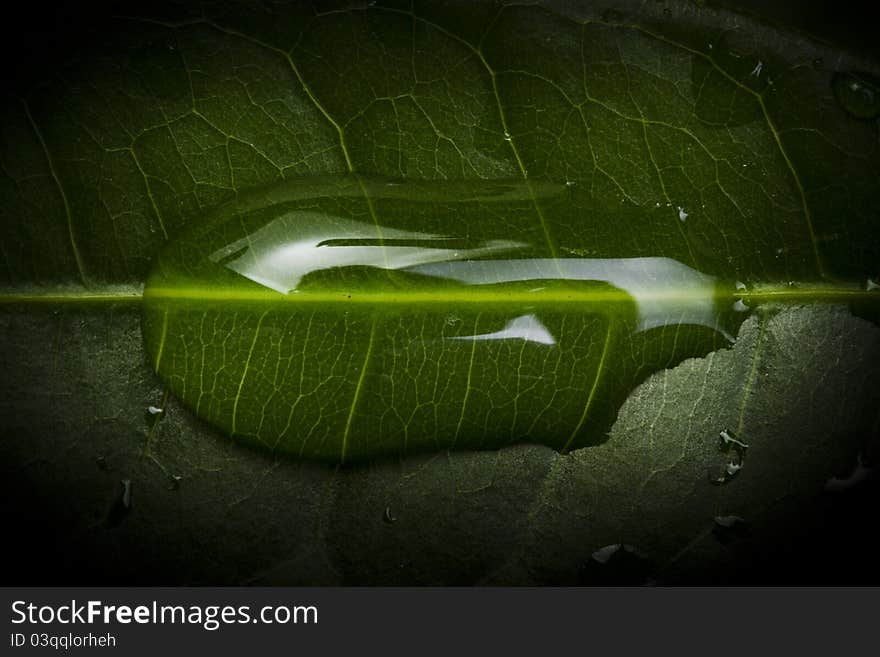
<box><xmin>832</xmin><ymin>71</ymin><xmax>880</xmax><ymax>120</ymax></box>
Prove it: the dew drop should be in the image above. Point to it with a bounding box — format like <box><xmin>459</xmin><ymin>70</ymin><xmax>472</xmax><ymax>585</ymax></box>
<box><xmin>383</xmin><ymin>505</ymin><xmax>397</xmax><ymax>524</ymax></box>
<box><xmin>591</xmin><ymin>543</ymin><xmax>621</xmax><ymax>563</ymax></box>
<box><xmin>720</xmin><ymin>428</ymin><xmax>748</xmax><ymax>449</ymax></box>
<box><xmin>714</xmin><ymin>514</ymin><xmax>745</xmax><ymax>529</ymax></box>
<box><xmin>713</xmin><ymin>515</ymin><xmax>750</xmax><ymax>543</ymax></box>
<box><xmin>148</xmin><ymin>405</ymin><xmax>164</xmax><ymax>415</ymax></box>
<box><xmin>710</xmin><ymin>429</ymin><xmax>747</xmax><ymax>485</ymax></box>
<box><xmin>824</xmin><ymin>453</ymin><xmax>875</xmax><ymax>491</ymax></box>
<box><xmin>677</xmin><ymin>206</ymin><xmax>688</xmax><ymax>222</ymax></box>
<box><xmin>832</xmin><ymin>71</ymin><xmax>880</xmax><ymax>120</ymax></box>
<box><xmin>104</xmin><ymin>479</ymin><xmax>132</xmax><ymax>528</ymax></box>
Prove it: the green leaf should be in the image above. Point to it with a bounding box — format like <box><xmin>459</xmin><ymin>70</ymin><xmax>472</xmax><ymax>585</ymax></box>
<box><xmin>2</xmin><ymin>0</ymin><xmax>879</xmax><ymax>583</ymax></box>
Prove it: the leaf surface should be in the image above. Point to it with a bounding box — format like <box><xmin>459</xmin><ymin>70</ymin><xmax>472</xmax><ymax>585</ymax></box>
<box><xmin>1</xmin><ymin>0</ymin><xmax>879</xmax><ymax>583</ymax></box>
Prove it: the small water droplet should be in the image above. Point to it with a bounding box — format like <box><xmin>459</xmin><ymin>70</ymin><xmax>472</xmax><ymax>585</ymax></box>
<box><xmin>713</xmin><ymin>515</ymin><xmax>750</xmax><ymax>543</ymax></box>
<box><xmin>710</xmin><ymin>429</ymin><xmax>748</xmax><ymax>485</ymax></box>
<box><xmin>104</xmin><ymin>479</ymin><xmax>132</xmax><ymax>528</ymax></box>
<box><xmin>96</xmin><ymin>455</ymin><xmax>108</xmax><ymax>471</ymax></box>
<box><xmin>591</xmin><ymin>543</ymin><xmax>621</xmax><ymax>563</ymax></box>
<box><xmin>383</xmin><ymin>505</ymin><xmax>397</xmax><ymax>524</ymax></box>
<box><xmin>677</xmin><ymin>206</ymin><xmax>688</xmax><ymax>222</ymax></box>
<box><xmin>750</xmin><ymin>60</ymin><xmax>763</xmax><ymax>77</ymax></box>
<box><xmin>148</xmin><ymin>405</ymin><xmax>164</xmax><ymax>415</ymax></box>
<box><xmin>720</xmin><ymin>428</ymin><xmax>748</xmax><ymax>449</ymax></box>
<box><xmin>824</xmin><ymin>453</ymin><xmax>874</xmax><ymax>491</ymax></box>
<box><xmin>169</xmin><ymin>474</ymin><xmax>182</xmax><ymax>490</ymax></box>
<box><xmin>565</xmin><ymin>180</ymin><xmax>576</xmax><ymax>187</ymax></box>
<box><xmin>832</xmin><ymin>71</ymin><xmax>880</xmax><ymax>120</ymax></box>
<box><xmin>714</xmin><ymin>514</ymin><xmax>745</xmax><ymax>529</ymax></box>
<box><xmin>867</xmin><ymin>278</ymin><xmax>879</xmax><ymax>291</ymax></box>
<box><xmin>735</xmin><ymin>280</ymin><xmax>746</xmax><ymax>292</ymax></box>
<box><xmin>732</xmin><ymin>299</ymin><xmax>749</xmax><ymax>312</ymax></box>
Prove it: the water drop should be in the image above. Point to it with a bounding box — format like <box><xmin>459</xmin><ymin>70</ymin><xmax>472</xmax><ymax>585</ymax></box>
<box><xmin>383</xmin><ymin>505</ymin><xmax>397</xmax><ymax>524</ymax></box>
<box><xmin>677</xmin><ymin>206</ymin><xmax>688</xmax><ymax>222</ymax></box>
<box><xmin>503</xmin><ymin>130</ymin><xmax>511</xmax><ymax>142</ymax></box>
<box><xmin>867</xmin><ymin>278</ymin><xmax>879</xmax><ymax>291</ymax></box>
<box><xmin>104</xmin><ymin>479</ymin><xmax>132</xmax><ymax>528</ymax></box>
<box><xmin>714</xmin><ymin>515</ymin><xmax>745</xmax><ymax>528</ymax></box>
<box><xmin>591</xmin><ymin>543</ymin><xmax>622</xmax><ymax>563</ymax></box>
<box><xmin>713</xmin><ymin>515</ymin><xmax>750</xmax><ymax>543</ymax></box>
<box><xmin>832</xmin><ymin>71</ymin><xmax>880</xmax><ymax>120</ymax></box>
<box><xmin>732</xmin><ymin>299</ymin><xmax>749</xmax><ymax>312</ymax></box>
<box><xmin>750</xmin><ymin>60</ymin><xmax>763</xmax><ymax>77</ymax></box>
<box><xmin>824</xmin><ymin>453</ymin><xmax>875</xmax><ymax>491</ymax></box>
<box><xmin>720</xmin><ymin>428</ymin><xmax>748</xmax><ymax>449</ymax></box>
<box><xmin>710</xmin><ymin>429</ymin><xmax>747</xmax><ymax>485</ymax></box>
<box><xmin>170</xmin><ymin>474</ymin><xmax>182</xmax><ymax>490</ymax></box>
<box><xmin>565</xmin><ymin>180</ymin><xmax>576</xmax><ymax>187</ymax></box>
<box><xmin>148</xmin><ymin>405</ymin><xmax>164</xmax><ymax>415</ymax></box>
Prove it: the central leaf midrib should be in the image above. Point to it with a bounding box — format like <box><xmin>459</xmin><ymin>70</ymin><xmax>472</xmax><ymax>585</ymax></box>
<box><xmin>1</xmin><ymin>283</ymin><xmax>875</xmax><ymax>306</ymax></box>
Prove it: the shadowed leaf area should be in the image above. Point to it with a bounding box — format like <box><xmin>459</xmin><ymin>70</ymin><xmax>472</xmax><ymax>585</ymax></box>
<box><xmin>1</xmin><ymin>0</ymin><xmax>878</xmax><ymax>584</ymax></box>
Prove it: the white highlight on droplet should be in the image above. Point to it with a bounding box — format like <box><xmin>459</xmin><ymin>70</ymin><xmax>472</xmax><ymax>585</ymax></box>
<box><xmin>452</xmin><ymin>314</ymin><xmax>557</xmax><ymax>346</ymax></box>
<box><xmin>211</xmin><ymin>216</ymin><xmax>526</xmax><ymax>294</ymax></box>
